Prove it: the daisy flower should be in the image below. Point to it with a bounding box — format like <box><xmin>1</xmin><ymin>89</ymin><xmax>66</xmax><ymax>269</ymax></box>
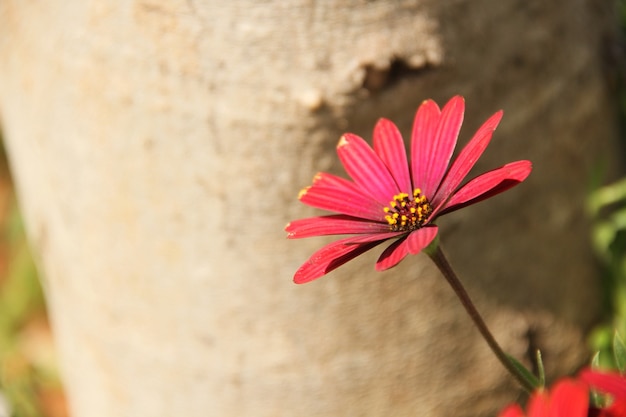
<box><xmin>286</xmin><ymin>96</ymin><xmax>532</xmax><ymax>284</ymax></box>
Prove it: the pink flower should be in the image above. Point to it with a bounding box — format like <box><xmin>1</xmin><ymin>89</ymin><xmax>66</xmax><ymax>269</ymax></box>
<box><xmin>498</xmin><ymin>379</ymin><xmax>589</xmax><ymax>417</ymax></box>
<box><xmin>286</xmin><ymin>96</ymin><xmax>532</xmax><ymax>284</ymax></box>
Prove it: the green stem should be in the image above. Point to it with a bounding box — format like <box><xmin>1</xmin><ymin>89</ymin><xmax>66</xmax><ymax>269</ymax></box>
<box><xmin>427</xmin><ymin>244</ymin><xmax>536</xmax><ymax>392</ymax></box>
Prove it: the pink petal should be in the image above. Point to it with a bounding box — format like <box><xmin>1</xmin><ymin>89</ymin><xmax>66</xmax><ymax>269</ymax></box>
<box><xmin>293</xmin><ymin>233</ymin><xmax>401</xmax><ymax>284</ymax></box>
<box><xmin>411</xmin><ymin>96</ymin><xmax>464</xmax><ymax>199</ymax></box>
<box><xmin>411</xmin><ymin>100</ymin><xmax>441</xmax><ymax>194</ymax></box>
<box><xmin>337</xmin><ymin>133</ymin><xmax>399</xmax><ymax>206</ymax></box>
<box><xmin>286</xmin><ymin>215</ymin><xmax>390</xmax><ymax>239</ymax></box>
<box><xmin>299</xmin><ymin>172</ymin><xmax>385</xmax><ymax>221</ymax></box>
<box><xmin>375</xmin><ymin>236</ymin><xmax>410</xmax><ymax>271</ymax></box>
<box><xmin>497</xmin><ymin>405</ymin><xmax>525</xmax><ymax>417</ymax></box>
<box><xmin>373</xmin><ymin>118</ymin><xmax>412</xmax><ymax>193</ymax></box>
<box><xmin>580</xmin><ymin>369</ymin><xmax>626</xmax><ymax>400</ymax></box>
<box><xmin>527</xmin><ymin>391</ymin><xmax>550</xmax><ymax>417</ymax></box>
<box><xmin>406</xmin><ymin>226</ymin><xmax>439</xmax><ymax>255</ymax></box>
<box><xmin>431</xmin><ymin>110</ymin><xmax>503</xmax><ymax>208</ymax></box>
<box><xmin>436</xmin><ymin>160</ymin><xmax>532</xmax><ymax>217</ymax></box>
<box><xmin>375</xmin><ymin>226</ymin><xmax>439</xmax><ymax>269</ymax></box>
<box><xmin>548</xmin><ymin>380</ymin><xmax>589</xmax><ymax>417</ymax></box>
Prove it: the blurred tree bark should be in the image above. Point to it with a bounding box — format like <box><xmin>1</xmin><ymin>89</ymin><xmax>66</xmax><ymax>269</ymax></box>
<box><xmin>0</xmin><ymin>1</ymin><xmax>620</xmax><ymax>416</ymax></box>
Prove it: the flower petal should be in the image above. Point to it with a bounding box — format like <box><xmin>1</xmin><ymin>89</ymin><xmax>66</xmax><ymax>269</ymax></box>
<box><xmin>376</xmin><ymin>236</ymin><xmax>410</xmax><ymax>271</ymax></box>
<box><xmin>411</xmin><ymin>99</ymin><xmax>441</xmax><ymax>193</ymax></box>
<box><xmin>411</xmin><ymin>96</ymin><xmax>464</xmax><ymax>198</ymax></box>
<box><xmin>293</xmin><ymin>233</ymin><xmax>401</xmax><ymax>284</ymax></box>
<box><xmin>580</xmin><ymin>369</ymin><xmax>626</xmax><ymax>400</ymax></box>
<box><xmin>436</xmin><ymin>160</ymin><xmax>532</xmax><ymax>217</ymax></box>
<box><xmin>406</xmin><ymin>225</ymin><xmax>438</xmax><ymax>255</ymax></box>
<box><xmin>375</xmin><ymin>226</ymin><xmax>439</xmax><ymax>269</ymax></box>
<box><xmin>497</xmin><ymin>405</ymin><xmax>525</xmax><ymax>417</ymax></box>
<box><xmin>286</xmin><ymin>215</ymin><xmax>390</xmax><ymax>239</ymax></box>
<box><xmin>373</xmin><ymin>118</ymin><xmax>412</xmax><ymax>193</ymax></box>
<box><xmin>299</xmin><ymin>172</ymin><xmax>385</xmax><ymax>221</ymax></box>
<box><xmin>337</xmin><ymin>133</ymin><xmax>399</xmax><ymax>205</ymax></box>
<box><xmin>548</xmin><ymin>380</ymin><xmax>588</xmax><ymax>417</ymax></box>
<box><xmin>431</xmin><ymin>110</ymin><xmax>503</xmax><ymax>208</ymax></box>
<box><xmin>527</xmin><ymin>391</ymin><xmax>550</xmax><ymax>417</ymax></box>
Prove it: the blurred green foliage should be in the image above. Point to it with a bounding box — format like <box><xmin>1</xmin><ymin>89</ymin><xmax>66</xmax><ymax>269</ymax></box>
<box><xmin>589</xmin><ymin>178</ymin><xmax>626</xmax><ymax>369</ymax></box>
<box><xmin>0</xmin><ymin>206</ymin><xmax>63</xmax><ymax>417</ymax></box>
<box><xmin>0</xmin><ymin>146</ymin><xmax>65</xmax><ymax>416</ymax></box>
<box><xmin>587</xmin><ymin>0</ymin><xmax>626</xmax><ymax>371</ymax></box>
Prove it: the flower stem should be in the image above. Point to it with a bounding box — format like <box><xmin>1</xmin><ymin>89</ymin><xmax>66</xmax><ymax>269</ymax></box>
<box><xmin>427</xmin><ymin>244</ymin><xmax>536</xmax><ymax>392</ymax></box>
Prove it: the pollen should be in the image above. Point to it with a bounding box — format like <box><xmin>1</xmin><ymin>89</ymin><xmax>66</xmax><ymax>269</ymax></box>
<box><xmin>384</xmin><ymin>188</ymin><xmax>432</xmax><ymax>232</ymax></box>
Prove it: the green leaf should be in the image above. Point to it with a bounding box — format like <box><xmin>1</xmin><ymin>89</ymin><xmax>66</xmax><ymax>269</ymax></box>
<box><xmin>587</xmin><ymin>177</ymin><xmax>626</xmax><ymax>216</ymax></box>
<box><xmin>591</xmin><ymin>351</ymin><xmax>601</xmax><ymax>369</ymax></box>
<box><xmin>535</xmin><ymin>350</ymin><xmax>545</xmax><ymax>388</ymax></box>
<box><xmin>613</xmin><ymin>331</ymin><xmax>626</xmax><ymax>373</ymax></box>
<box><xmin>506</xmin><ymin>354</ymin><xmax>540</xmax><ymax>390</ymax></box>
<box><xmin>589</xmin><ymin>352</ymin><xmax>608</xmax><ymax>407</ymax></box>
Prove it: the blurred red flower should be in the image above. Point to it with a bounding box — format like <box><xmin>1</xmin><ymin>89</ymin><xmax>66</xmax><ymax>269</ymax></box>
<box><xmin>581</xmin><ymin>369</ymin><xmax>626</xmax><ymax>417</ymax></box>
<box><xmin>498</xmin><ymin>369</ymin><xmax>626</xmax><ymax>417</ymax></box>
<box><xmin>498</xmin><ymin>379</ymin><xmax>589</xmax><ymax>417</ymax></box>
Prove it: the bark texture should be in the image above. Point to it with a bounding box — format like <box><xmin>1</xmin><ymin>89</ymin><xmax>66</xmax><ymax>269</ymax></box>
<box><xmin>0</xmin><ymin>1</ymin><xmax>620</xmax><ymax>416</ymax></box>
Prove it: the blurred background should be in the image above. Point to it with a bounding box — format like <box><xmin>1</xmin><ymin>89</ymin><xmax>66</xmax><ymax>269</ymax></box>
<box><xmin>0</xmin><ymin>141</ymin><xmax>67</xmax><ymax>416</ymax></box>
<box><xmin>0</xmin><ymin>1</ymin><xmax>624</xmax><ymax>417</ymax></box>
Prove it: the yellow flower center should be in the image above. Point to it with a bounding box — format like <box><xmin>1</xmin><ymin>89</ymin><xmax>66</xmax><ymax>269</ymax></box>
<box><xmin>384</xmin><ymin>189</ymin><xmax>433</xmax><ymax>232</ymax></box>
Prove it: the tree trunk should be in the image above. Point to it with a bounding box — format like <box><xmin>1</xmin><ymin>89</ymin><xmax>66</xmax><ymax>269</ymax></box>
<box><xmin>0</xmin><ymin>1</ymin><xmax>619</xmax><ymax>416</ymax></box>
